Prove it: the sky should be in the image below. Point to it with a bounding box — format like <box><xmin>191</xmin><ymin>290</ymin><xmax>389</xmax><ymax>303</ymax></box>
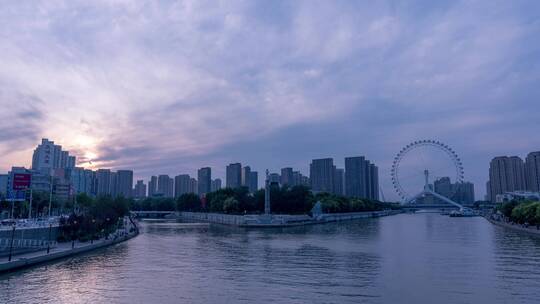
<box><xmin>1</xmin><ymin>0</ymin><xmax>539</xmax><ymax>201</ymax></box>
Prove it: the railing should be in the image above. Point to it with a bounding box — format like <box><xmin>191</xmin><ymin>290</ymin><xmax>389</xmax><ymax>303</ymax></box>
<box><xmin>0</xmin><ymin>238</ymin><xmax>57</xmax><ymax>250</ymax></box>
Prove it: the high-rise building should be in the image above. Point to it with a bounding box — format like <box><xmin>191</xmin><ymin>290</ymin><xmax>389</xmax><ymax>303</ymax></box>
<box><xmin>488</xmin><ymin>156</ymin><xmax>526</xmax><ymax>203</ymax></box>
<box><xmin>456</xmin><ymin>182</ymin><xmax>475</xmax><ymax>205</ymax></box>
<box><xmin>32</xmin><ymin>138</ymin><xmax>76</xmax><ymax>173</ymax></box>
<box><xmin>96</xmin><ymin>169</ymin><xmax>112</xmax><ymax>196</ymax></box>
<box><xmin>345</xmin><ymin>156</ymin><xmax>366</xmax><ymax>198</ymax></box>
<box><xmin>197</xmin><ymin>167</ymin><xmax>212</xmax><ymax>197</ymax></box>
<box><xmin>148</xmin><ymin>176</ymin><xmax>158</xmax><ymax>197</ymax></box>
<box><xmin>344</xmin><ymin>156</ymin><xmax>379</xmax><ymax>200</ymax></box>
<box><xmin>434</xmin><ymin>177</ymin><xmax>475</xmax><ymax>205</ymax></box>
<box><xmin>525</xmin><ymin>152</ymin><xmax>540</xmax><ymax>192</ymax></box>
<box><xmin>133</xmin><ymin>180</ymin><xmax>147</xmax><ymax>199</ymax></box>
<box><xmin>189</xmin><ymin>178</ymin><xmax>198</xmax><ymax>194</ymax></box>
<box><xmin>280</xmin><ymin>168</ymin><xmax>294</xmax><ymax>187</ymax></box>
<box><xmin>249</xmin><ymin>171</ymin><xmax>258</xmax><ymax>193</ymax></box>
<box><xmin>0</xmin><ymin>174</ymin><xmax>8</xmax><ymax>199</ymax></box>
<box><xmin>158</xmin><ymin>175</ymin><xmax>174</xmax><ymax>198</ymax></box>
<box><xmin>211</xmin><ymin>178</ymin><xmax>222</xmax><ymax>192</ymax></box>
<box><xmin>70</xmin><ymin>167</ymin><xmax>95</xmax><ymax>196</ymax></box>
<box><xmin>175</xmin><ymin>174</ymin><xmax>192</xmax><ymax>197</ymax></box>
<box><xmin>241</xmin><ymin>166</ymin><xmax>252</xmax><ymax>189</ymax></box>
<box><xmin>369</xmin><ymin>163</ymin><xmax>379</xmax><ymax>200</ymax></box>
<box><xmin>168</xmin><ymin>178</ymin><xmax>174</xmax><ymax>197</ymax></box>
<box><xmin>310</xmin><ymin>158</ymin><xmax>335</xmax><ymax>193</ymax></box>
<box><xmin>334</xmin><ymin>168</ymin><xmax>345</xmax><ymax>196</ymax></box>
<box><xmin>226</xmin><ymin>163</ymin><xmax>242</xmax><ymax>188</ymax></box>
<box><xmin>110</xmin><ymin>171</ymin><xmax>118</xmax><ymax>197</ymax></box>
<box><xmin>269</xmin><ymin>173</ymin><xmax>281</xmax><ymax>185</ymax></box>
<box><xmin>116</xmin><ymin>170</ymin><xmax>133</xmax><ymax>198</ymax></box>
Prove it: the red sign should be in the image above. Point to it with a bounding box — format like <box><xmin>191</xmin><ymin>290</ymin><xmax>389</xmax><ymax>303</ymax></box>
<box><xmin>13</xmin><ymin>173</ymin><xmax>32</xmax><ymax>190</ymax></box>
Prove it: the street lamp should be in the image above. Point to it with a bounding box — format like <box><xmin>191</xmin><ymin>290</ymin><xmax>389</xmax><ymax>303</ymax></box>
<box><xmin>72</xmin><ymin>220</ymin><xmax>77</xmax><ymax>249</ymax></box>
<box><xmin>91</xmin><ymin>219</ymin><xmax>96</xmax><ymax>244</ymax></box>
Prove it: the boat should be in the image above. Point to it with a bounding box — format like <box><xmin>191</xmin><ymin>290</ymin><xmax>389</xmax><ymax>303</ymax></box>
<box><xmin>449</xmin><ymin>208</ymin><xmax>479</xmax><ymax>217</ymax></box>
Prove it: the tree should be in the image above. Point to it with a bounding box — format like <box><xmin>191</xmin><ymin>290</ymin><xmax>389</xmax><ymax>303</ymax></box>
<box><xmin>223</xmin><ymin>197</ymin><xmax>240</xmax><ymax>214</ymax></box>
<box><xmin>177</xmin><ymin>193</ymin><xmax>201</xmax><ymax>211</ymax></box>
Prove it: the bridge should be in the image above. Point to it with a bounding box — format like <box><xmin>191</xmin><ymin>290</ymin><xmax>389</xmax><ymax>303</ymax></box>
<box><xmin>402</xmin><ymin>204</ymin><xmax>463</xmax><ymax>210</ymax></box>
<box><xmin>402</xmin><ymin>170</ymin><xmax>465</xmax><ymax>211</ymax></box>
<box><xmin>130</xmin><ymin>211</ymin><xmax>176</xmax><ymax>218</ymax></box>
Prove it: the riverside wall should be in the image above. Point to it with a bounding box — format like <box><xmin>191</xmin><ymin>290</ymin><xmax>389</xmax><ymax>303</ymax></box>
<box><xmin>178</xmin><ymin>210</ymin><xmax>402</xmax><ymax>227</ymax></box>
<box><xmin>485</xmin><ymin>217</ymin><xmax>540</xmax><ymax>237</ymax></box>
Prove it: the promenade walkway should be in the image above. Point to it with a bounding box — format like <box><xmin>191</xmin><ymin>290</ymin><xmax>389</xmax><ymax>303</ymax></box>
<box><xmin>485</xmin><ymin>215</ymin><xmax>540</xmax><ymax>237</ymax></box>
<box><xmin>0</xmin><ymin>229</ymin><xmax>138</xmax><ymax>273</ymax></box>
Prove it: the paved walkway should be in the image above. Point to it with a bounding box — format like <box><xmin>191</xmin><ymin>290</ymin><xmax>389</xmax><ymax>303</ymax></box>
<box><xmin>0</xmin><ymin>230</ymin><xmax>137</xmax><ymax>273</ymax></box>
<box><xmin>486</xmin><ymin>217</ymin><xmax>540</xmax><ymax>236</ymax></box>
<box><xmin>2</xmin><ymin>236</ymin><xmax>115</xmax><ymax>263</ymax></box>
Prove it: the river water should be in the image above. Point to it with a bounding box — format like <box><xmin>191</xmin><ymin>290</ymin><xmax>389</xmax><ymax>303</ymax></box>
<box><xmin>1</xmin><ymin>213</ymin><xmax>540</xmax><ymax>304</ymax></box>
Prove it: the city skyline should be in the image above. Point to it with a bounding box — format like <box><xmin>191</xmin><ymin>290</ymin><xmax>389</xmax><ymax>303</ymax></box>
<box><xmin>3</xmin><ymin>136</ymin><xmax>540</xmax><ymax>201</ymax></box>
<box><xmin>1</xmin><ymin>1</ymin><xmax>540</xmax><ymax>201</ymax></box>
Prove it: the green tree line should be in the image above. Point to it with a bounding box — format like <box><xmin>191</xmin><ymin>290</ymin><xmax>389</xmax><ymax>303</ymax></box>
<box><xmin>131</xmin><ymin>185</ymin><xmax>399</xmax><ymax>215</ymax></box>
<box><xmin>498</xmin><ymin>200</ymin><xmax>540</xmax><ymax>226</ymax></box>
<box><xmin>58</xmin><ymin>194</ymin><xmax>131</xmax><ymax>242</ymax></box>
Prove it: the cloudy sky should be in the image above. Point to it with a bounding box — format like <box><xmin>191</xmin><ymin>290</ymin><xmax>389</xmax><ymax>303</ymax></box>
<box><xmin>1</xmin><ymin>0</ymin><xmax>539</xmax><ymax>201</ymax></box>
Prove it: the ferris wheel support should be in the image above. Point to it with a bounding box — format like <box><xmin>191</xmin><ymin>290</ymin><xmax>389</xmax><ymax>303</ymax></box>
<box><xmin>406</xmin><ymin>169</ymin><xmax>464</xmax><ymax>210</ymax></box>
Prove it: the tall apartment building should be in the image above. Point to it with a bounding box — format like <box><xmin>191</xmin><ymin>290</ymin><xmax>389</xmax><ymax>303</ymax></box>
<box><xmin>487</xmin><ymin>156</ymin><xmax>526</xmax><ymax>203</ymax></box>
<box><xmin>241</xmin><ymin>166</ymin><xmax>252</xmax><ymax>188</ymax></box>
<box><xmin>116</xmin><ymin>170</ymin><xmax>133</xmax><ymax>198</ymax></box>
<box><xmin>344</xmin><ymin>156</ymin><xmax>379</xmax><ymax>200</ymax></box>
<box><xmin>133</xmin><ymin>180</ymin><xmax>147</xmax><ymax>199</ymax></box>
<box><xmin>148</xmin><ymin>176</ymin><xmax>158</xmax><ymax>197</ymax></box>
<box><xmin>211</xmin><ymin>178</ymin><xmax>222</xmax><ymax>192</ymax></box>
<box><xmin>158</xmin><ymin>175</ymin><xmax>174</xmax><ymax>198</ymax></box>
<box><xmin>249</xmin><ymin>172</ymin><xmax>258</xmax><ymax>193</ymax></box>
<box><xmin>368</xmin><ymin>163</ymin><xmax>379</xmax><ymax>200</ymax></box>
<box><xmin>280</xmin><ymin>168</ymin><xmax>294</xmax><ymax>187</ymax></box>
<box><xmin>525</xmin><ymin>152</ymin><xmax>540</xmax><ymax>192</ymax></box>
<box><xmin>189</xmin><ymin>178</ymin><xmax>198</xmax><ymax>194</ymax></box>
<box><xmin>310</xmin><ymin>158</ymin><xmax>335</xmax><ymax>194</ymax></box>
<box><xmin>175</xmin><ymin>174</ymin><xmax>192</xmax><ymax>197</ymax></box>
<box><xmin>226</xmin><ymin>163</ymin><xmax>242</xmax><ymax>189</ymax></box>
<box><xmin>0</xmin><ymin>174</ymin><xmax>8</xmax><ymax>198</ymax></box>
<box><xmin>70</xmin><ymin>167</ymin><xmax>95</xmax><ymax>196</ymax></box>
<box><xmin>198</xmin><ymin>167</ymin><xmax>212</xmax><ymax>197</ymax></box>
<box><xmin>31</xmin><ymin>138</ymin><xmax>76</xmax><ymax>173</ymax></box>
<box><xmin>334</xmin><ymin>168</ymin><xmax>345</xmax><ymax>196</ymax></box>
<box><xmin>434</xmin><ymin>177</ymin><xmax>475</xmax><ymax>205</ymax></box>
<box><xmin>96</xmin><ymin>169</ymin><xmax>112</xmax><ymax>195</ymax></box>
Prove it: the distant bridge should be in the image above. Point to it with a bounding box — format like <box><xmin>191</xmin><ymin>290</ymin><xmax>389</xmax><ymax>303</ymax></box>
<box><xmin>130</xmin><ymin>211</ymin><xmax>176</xmax><ymax>218</ymax></box>
<box><xmin>401</xmin><ymin>204</ymin><xmax>464</xmax><ymax>211</ymax></box>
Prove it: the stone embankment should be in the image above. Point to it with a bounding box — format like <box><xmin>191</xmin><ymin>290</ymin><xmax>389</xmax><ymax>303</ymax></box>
<box><xmin>485</xmin><ymin>216</ymin><xmax>540</xmax><ymax>237</ymax></box>
<box><xmin>176</xmin><ymin>210</ymin><xmax>402</xmax><ymax>227</ymax></box>
<box><xmin>0</xmin><ymin>218</ymin><xmax>139</xmax><ymax>273</ymax></box>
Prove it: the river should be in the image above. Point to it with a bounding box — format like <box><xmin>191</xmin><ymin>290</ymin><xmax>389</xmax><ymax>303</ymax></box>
<box><xmin>1</xmin><ymin>213</ymin><xmax>540</xmax><ymax>304</ymax></box>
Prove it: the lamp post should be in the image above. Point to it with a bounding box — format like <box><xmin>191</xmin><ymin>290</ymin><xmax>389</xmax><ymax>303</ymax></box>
<box><xmin>8</xmin><ymin>225</ymin><xmax>16</xmax><ymax>262</ymax></box>
<box><xmin>91</xmin><ymin>219</ymin><xmax>96</xmax><ymax>244</ymax></box>
<box><xmin>105</xmin><ymin>218</ymin><xmax>110</xmax><ymax>240</ymax></box>
<box><xmin>48</xmin><ymin>175</ymin><xmax>53</xmax><ymax>218</ymax></box>
<box><xmin>46</xmin><ymin>223</ymin><xmax>52</xmax><ymax>254</ymax></box>
<box><xmin>71</xmin><ymin>220</ymin><xmax>77</xmax><ymax>249</ymax></box>
<box><xmin>28</xmin><ymin>188</ymin><xmax>33</xmax><ymax>219</ymax></box>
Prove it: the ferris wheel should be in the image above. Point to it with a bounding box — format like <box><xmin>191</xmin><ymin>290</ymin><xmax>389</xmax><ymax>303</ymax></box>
<box><xmin>391</xmin><ymin>140</ymin><xmax>464</xmax><ymax>207</ymax></box>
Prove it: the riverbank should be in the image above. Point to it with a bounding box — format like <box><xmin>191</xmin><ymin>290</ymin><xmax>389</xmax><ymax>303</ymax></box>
<box><xmin>0</xmin><ymin>221</ymin><xmax>139</xmax><ymax>274</ymax></box>
<box><xmin>485</xmin><ymin>216</ymin><xmax>540</xmax><ymax>237</ymax></box>
<box><xmin>176</xmin><ymin>210</ymin><xmax>402</xmax><ymax>227</ymax></box>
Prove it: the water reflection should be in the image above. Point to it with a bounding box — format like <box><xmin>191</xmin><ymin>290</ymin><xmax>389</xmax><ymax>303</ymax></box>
<box><xmin>1</xmin><ymin>214</ymin><xmax>540</xmax><ymax>304</ymax></box>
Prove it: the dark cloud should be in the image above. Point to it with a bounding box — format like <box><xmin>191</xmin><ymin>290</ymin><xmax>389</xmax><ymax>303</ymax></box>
<box><xmin>0</xmin><ymin>90</ymin><xmax>45</xmax><ymax>153</ymax></box>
